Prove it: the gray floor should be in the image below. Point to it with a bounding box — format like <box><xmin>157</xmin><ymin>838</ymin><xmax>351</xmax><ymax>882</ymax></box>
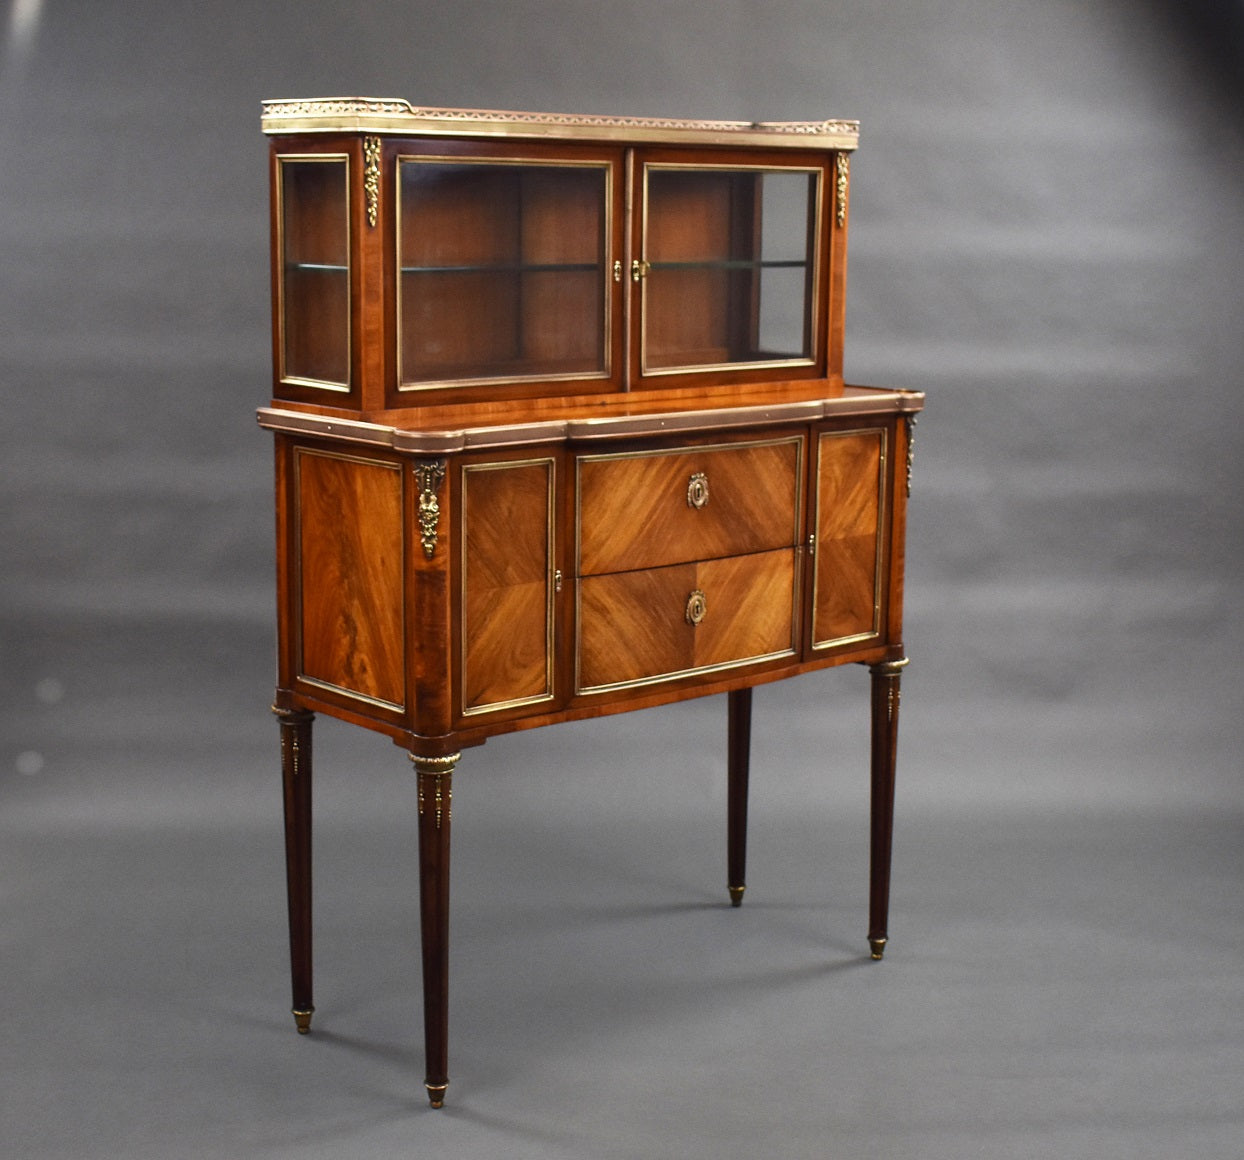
<box><xmin>3</xmin><ymin>621</ymin><xmax>1242</xmax><ymax>1160</ymax></box>
<box><xmin>4</xmin><ymin>2</ymin><xmax>1244</xmax><ymax>1155</ymax></box>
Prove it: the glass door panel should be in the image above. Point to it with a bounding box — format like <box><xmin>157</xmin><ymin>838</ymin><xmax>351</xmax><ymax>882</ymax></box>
<box><xmin>399</xmin><ymin>159</ymin><xmax>611</xmax><ymax>388</ymax></box>
<box><xmin>641</xmin><ymin>165</ymin><xmax>819</xmax><ymax>375</ymax></box>
<box><xmin>279</xmin><ymin>157</ymin><xmax>351</xmax><ymax>389</ymax></box>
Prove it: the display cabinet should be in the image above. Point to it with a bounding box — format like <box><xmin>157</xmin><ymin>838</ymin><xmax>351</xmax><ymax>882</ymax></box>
<box><xmin>259</xmin><ymin>98</ymin><xmax>924</xmax><ymax>1107</ymax></box>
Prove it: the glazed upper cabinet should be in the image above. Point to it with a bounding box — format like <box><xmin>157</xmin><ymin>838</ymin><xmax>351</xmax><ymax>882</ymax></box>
<box><xmin>266</xmin><ymin>104</ymin><xmax>851</xmax><ymax>409</ymax></box>
<box><xmin>260</xmin><ymin>101</ymin><xmax>924</xmax><ymax>1109</ymax></box>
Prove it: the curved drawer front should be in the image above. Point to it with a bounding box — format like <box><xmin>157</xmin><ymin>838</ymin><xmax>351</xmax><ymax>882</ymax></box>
<box><xmin>576</xmin><ymin>436</ymin><xmax>803</xmax><ymax>575</ymax></box>
<box><xmin>576</xmin><ymin>548</ymin><xmax>798</xmax><ymax>693</ymax></box>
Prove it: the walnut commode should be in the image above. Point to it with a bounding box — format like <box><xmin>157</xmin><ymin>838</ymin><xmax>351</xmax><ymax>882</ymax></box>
<box><xmin>260</xmin><ymin>98</ymin><xmax>924</xmax><ymax>1107</ymax></box>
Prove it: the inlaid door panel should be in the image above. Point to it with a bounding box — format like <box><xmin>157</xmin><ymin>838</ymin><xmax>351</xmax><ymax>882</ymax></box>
<box><xmin>295</xmin><ymin>448</ymin><xmax>405</xmax><ymax>710</ymax></box>
<box><xmin>811</xmin><ymin>427</ymin><xmax>886</xmax><ymax>649</ymax></box>
<box><xmin>577</xmin><ymin>436</ymin><xmax>802</xmax><ymax>575</ymax></box>
<box><xmin>460</xmin><ymin>458</ymin><xmax>556</xmax><ymax>716</ymax></box>
<box><xmin>577</xmin><ymin>548</ymin><xmax>797</xmax><ymax>693</ymax></box>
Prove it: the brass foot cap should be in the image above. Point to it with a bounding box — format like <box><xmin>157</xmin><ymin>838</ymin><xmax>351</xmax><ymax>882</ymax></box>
<box><xmin>426</xmin><ymin>1083</ymin><xmax>448</xmax><ymax>1109</ymax></box>
<box><xmin>728</xmin><ymin>884</ymin><xmax>746</xmax><ymax>908</ymax></box>
<box><xmin>869</xmin><ymin>937</ymin><xmax>887</xmax><ymax>961</ymax></box>
<box><xmin>292</xmin><ymin>1007</ymin><xmax>314</xmax><ymax>1034</ymax></box>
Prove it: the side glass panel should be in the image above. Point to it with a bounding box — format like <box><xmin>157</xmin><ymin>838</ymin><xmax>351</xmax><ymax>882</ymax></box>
<box><xmin>278</xmin><ymin>157</ymin><xmax>350</xmax><ymax>390</ymax></box>
<box><xmin>399</xmin><ymin>159</ymin><xmax>610</xmax><ymax>388</ymax></box>
<box><xmin>642</xmin><ymin>166</ymin><xmax>819</xmax><ymax>375</ymax></box>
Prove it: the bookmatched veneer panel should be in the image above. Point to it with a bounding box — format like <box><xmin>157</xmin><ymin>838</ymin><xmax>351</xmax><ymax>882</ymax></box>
<box><xmin>459</xmin><ymin>457</ymin><xmax>556</xmax><ymax>717</ymax></box>
<box><xmin>576</xmin><ymin>436</ymin><xmax>802</xmax><ymax>575</ymax></box>
<box><xmin>577</xmin><ymin>548</ymin><xmax>797</xmax><ymax>692</ymax></box>
<box><xmin>294</xmin><ymin>448</ymin><xmax>406</xmax><ymax>709</ymax></box>
<box><xmin>812</xmin><ymin>427</ymin><xmax>887</xmax><ymax>649</ymax></box>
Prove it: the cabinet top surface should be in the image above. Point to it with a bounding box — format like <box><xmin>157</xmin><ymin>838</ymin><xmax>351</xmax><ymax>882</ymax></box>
<box><xmin>261</xmin><ymin>97</ymin><xmax>860</xmax><ymax>150</ymax></box>
<box><xmin>258</xmin><ymin>383</ymin><xmax>923</xmax><ymax>454</ymax></box>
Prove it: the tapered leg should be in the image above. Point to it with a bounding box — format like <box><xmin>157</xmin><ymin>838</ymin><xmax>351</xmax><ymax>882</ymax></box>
<box><xmin>868</xmin><ymin>658</ymin><xmax>907</xmax><ymax>960</ymax></box>
<box><xmin>274</xmin><ymin>705</ymin><xmax>315</xmax><ymax>1032</ymax></box>
<box><xmin>411</xmin><ymin>752</ymin><xmax>458</xmax><ymax>1108</ymax></box>
<box><xmin>727</xmin><ymin>687</ymin><xmax>753</xmax><ymax>907</ymax></box>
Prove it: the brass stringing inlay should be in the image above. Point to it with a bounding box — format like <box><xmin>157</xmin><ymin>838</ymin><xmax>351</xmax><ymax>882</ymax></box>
<box><xmin>415</xmin><ymin>776</ymin><xmax>455</xmax><ymax>831</ymax></box>
<box><xmin>363</xmin><ymin>136</ymin><xmax>381</xmax><ymax>227</ymax></box>
<box><xmin>414</xmin><ymin>460</ymin><xmax>447</xmax><ymax>558</ymax></box>
<box><xmin>273</xmin><ymin>707</ymin><xmax>310</xmax><ymax>778</ymax></box>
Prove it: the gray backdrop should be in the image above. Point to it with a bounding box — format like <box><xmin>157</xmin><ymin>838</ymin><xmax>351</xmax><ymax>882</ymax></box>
<box><xmin>2</xmin><ymin>2</ymin><xmax>1242</xmax><ymax>1158</ymax></box>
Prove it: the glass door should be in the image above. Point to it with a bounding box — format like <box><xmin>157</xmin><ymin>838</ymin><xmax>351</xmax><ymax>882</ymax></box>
<box><xmin>397</xmin><ymin>154</ymin><xmax>616</xmax><ymax>391</ymax></box>
<box><xmin>277</xmin><ymin>156</ymin><xmax>351</xmax><ymax>391</ymax></box>
<box><xmin>637</xmin><ymin>159</ymin><xmax>824</xmax><ymax>379</ymax></box>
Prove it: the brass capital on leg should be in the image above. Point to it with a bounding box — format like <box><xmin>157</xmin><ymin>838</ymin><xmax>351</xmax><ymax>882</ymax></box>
<box><xmin>868</xmin><ymin>656</ymin><xmax>909</xmax><ymax>679</ymax></box>
<box><xmin>292</xmin><ymin>1007</ymin><xmax>314</xmax><ymax>1034</ymax></box>
<box><xmin>410</xmin><ymin>751</ymin><xmax>460</xmax><ymax>831</ymax></box>
<box><xmin>425</xmin><ymin>1082</ymin><xmax>448</xmax><ymax>1109</ymax></box>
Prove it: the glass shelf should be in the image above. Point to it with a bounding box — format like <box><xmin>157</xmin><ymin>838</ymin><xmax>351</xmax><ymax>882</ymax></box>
<box><xmin>401</xmin><ymin>262</ymin><xmax>600</xmax><ymax>275</ymax></box>
<box><xmin>650</xmin><ymin>259</ymin><xmax>809</xmax><ymax>271</ymax></box>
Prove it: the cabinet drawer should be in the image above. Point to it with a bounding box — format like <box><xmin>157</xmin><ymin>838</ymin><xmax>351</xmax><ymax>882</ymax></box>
<box><xmin>577</xmin><ymin>548</ymin><xmax>797</xmax><ymax>693</ymax></box>
<box><xmin>576</xmin><ymin>436</ymin><xmax>803</xmax><ymax>575</ymax></box>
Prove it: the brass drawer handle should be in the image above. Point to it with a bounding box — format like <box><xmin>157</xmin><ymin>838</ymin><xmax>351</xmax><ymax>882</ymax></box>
<box><xmin>686</xmin><ymin>471</ymin><xmax>709</xmax><ymax>510</ymax></box>
<box><xmin>685</xmin><ymin>589</ymin><xmax>707</xmax><ymax>626</ymax></box>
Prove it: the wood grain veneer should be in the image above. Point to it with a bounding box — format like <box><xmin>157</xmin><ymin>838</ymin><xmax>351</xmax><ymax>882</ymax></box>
<box><xmin>263</xmin><ymin>102</ymin><xmax>922</xmax><ymax>1108</ymax></box>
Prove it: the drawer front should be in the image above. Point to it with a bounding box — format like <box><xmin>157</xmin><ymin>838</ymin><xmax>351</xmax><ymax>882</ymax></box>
<box><xmin>577</xmin><ymin>548</ymin><xmax>798</xmax><ymax>693</ymax></box>
<box><xmin>576</xmin><ymin>436</ymin><xmax>803</xmax><ymax>575</ymax></box>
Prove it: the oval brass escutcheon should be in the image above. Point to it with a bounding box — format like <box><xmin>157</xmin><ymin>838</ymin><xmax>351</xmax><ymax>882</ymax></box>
<box><xmin>685</xmin><ymin>589</ymin><xmax>707</xmax><ymax>626</ymax></box>
<box><xmin>686</xmin><ymin>471</ymin><xmax>709</xmax><ymax>510</ymax></box>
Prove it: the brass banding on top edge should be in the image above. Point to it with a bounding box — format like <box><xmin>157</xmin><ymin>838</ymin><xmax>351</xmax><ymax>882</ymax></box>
<box><xmin>262</xmin><ymin>99</ymin><xmax>860</xmax><ymax>150</ymax></box>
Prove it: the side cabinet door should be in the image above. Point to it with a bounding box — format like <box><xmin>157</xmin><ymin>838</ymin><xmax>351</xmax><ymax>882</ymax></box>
<box><xmin>291</xmin><ymin>444</ymin><xmax>407</xmax><ymax>718</ymax></box>
<box><xmin>457</xmin><ymin>455</ymin><xmax>559</xmax><ymax>721</ymax></box>
<box><xmin>810</xmin><ymin>425</ymin><xmax>888</xmax><ymax>652</ymax></box>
